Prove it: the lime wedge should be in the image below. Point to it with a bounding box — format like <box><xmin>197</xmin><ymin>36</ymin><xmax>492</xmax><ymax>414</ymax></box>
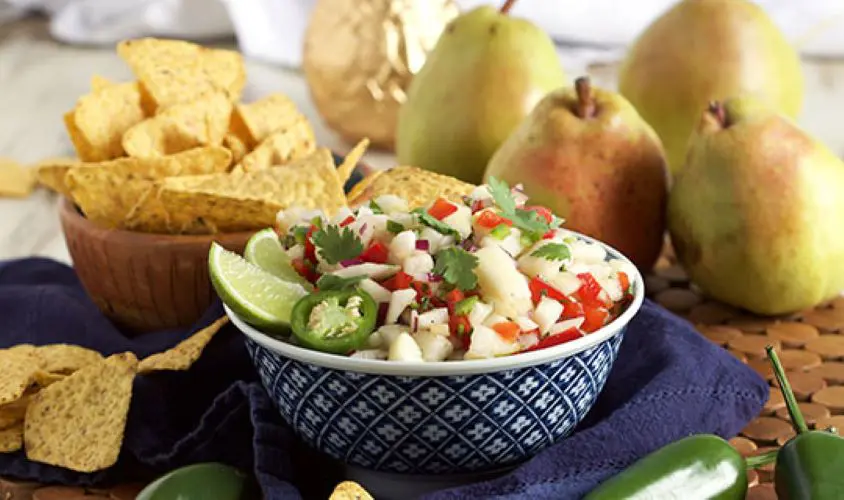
<box><xmin>209</xmin><ymin>242</ymin><xmax>309</xmax><ymax>332</ymax></box>
<box><xmin>244</xmin><ymin>228</ymin><xmax>313</xmax><ymax>290</ymax></box>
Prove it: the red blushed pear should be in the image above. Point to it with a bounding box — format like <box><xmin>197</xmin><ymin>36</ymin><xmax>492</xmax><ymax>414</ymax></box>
<box><xmin>668</xmin><ymin>96</ymin><xmax>844</xmax><ymax>315</ymax></box>
<box><xmin>483</xmin><ymin>77</ymin><xmax>668</xmax><ymax>272</ymax></box>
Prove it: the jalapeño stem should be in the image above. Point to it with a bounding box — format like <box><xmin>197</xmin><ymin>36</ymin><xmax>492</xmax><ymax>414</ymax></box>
<box><xmin>767</xmin><ymin>345</ymin><xmax>809</xmax><ymax>434</ymax></box>
<box><xmin>745</xmin><ymin>449</ymin><xmax>778</xmax><ymax>469</ymax></box>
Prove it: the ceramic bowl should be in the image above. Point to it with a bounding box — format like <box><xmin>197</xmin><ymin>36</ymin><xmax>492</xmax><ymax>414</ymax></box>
<box><xmin>60</xmin><ymin>153</ymin><xmax>368</xmax><ymax>334</ymax></box>
<box><xmin>228</xmin><ymin>232</ymin><xmax>644</xmax><ymax>476</ymax></box>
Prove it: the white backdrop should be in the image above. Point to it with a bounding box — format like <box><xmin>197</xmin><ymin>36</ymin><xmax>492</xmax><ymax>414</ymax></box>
<box><xmin>1</xmin><ymin>0</ymin><xmax>841</xmax><ymax>67</ymax></box>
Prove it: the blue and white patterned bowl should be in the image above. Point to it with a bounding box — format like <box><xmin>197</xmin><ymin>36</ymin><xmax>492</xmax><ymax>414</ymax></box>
<box><xmin>227</xmin><ymin>232</ymin><xmax>644</xmax><ymax>476</ymax></box>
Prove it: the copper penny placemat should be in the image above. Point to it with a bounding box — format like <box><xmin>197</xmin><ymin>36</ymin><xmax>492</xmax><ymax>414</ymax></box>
<box><xmin>650</xmin><ymin>240</ymin><xmax>844</xmax><ymax>499</ymax></box>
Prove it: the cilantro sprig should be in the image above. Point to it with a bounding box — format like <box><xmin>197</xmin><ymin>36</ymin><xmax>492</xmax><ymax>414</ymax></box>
<box><xmin>433</xmin><ymin>247</ymin><xmax>478</xmax><ymax>291</ymax></box>
<box><xmin>311</xmin><ymin>225</ymin><xmax>363</xmax><ymax>264</ymax></box>
<box><xmin>315</xmin><ymin>274</ymin><xmax>366</xmax><ymax>291</ymax></box>
<box><xmin>531</xmin><ymin>243</ymin><xmax>571</xmax><ymax>261</ymax></box>
<box><xmin>487</xmin><ymin>176</ymin><xmax>556</xmax><ymax>236</ymax></box>
<box><xmin>413</xmin><ymin>208</ymin><xmax>460</xmax><ymax>238</ymax></box>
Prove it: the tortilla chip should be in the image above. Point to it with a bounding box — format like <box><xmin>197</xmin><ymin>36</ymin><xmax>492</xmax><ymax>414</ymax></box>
<box><xmin>223</xmin><ymin>133</ymin><xmax>249</xmax><ymax>166</ymax></box>
<box><xmin>138</xmin><ymin>316</ymin><xmax>228</xmax><ymax>374</ymax></box>
<box><xmin>64</xmin><ymin>81</ymin><xmax>146</xmax><ymax>162</ymax></box>
<box><xmin>329</xmin><ymin>481</ymin><xmax>374</xmax><ymax>500</ymax></box>
<box><xmin>0</xmin><ymin>394</ymin><xmax>32</xmax><ymax>430</ymax></box>
<box><xmin>129</xmin><ymin>148</ymin><xmax>346</xmax><ymax>234</ymax></box>
<box><xmin>347</xmin><ymin>166</ymin><xmax>475</xmax><ymax>209</ymax></box>
<box><xmin>34</xmin><ymin>157</ymin><xmax>81</xmax><ymax>197</ymax></box>
<box><xmin>32</xmin><ymin>371</ymin><xmax>65</xmax><ymax>388</ymax></box>
<box><xmin>117</xmin><ymin>38</ymin><xmax>245</xmax><ymax>113</ymax></box>
<box><xmin>0</xmin><ymin>350</ymin><xmax>40</xmax><ymax>405</ymax></box>
<box><xmin>65</xmin><ymin>146</ymin><xmax>232</xmax><ymax>228</ymax></box>
<box><xmin>0</xmin><ymin>159</ymin><xmax>36</xmax><ymax>198</ymax></box>
<box><xmin>90</xmin><ymin>75</ymin><xmax>114</xmax><ymax>92</ymax></box>
<box><xmin>237</xmin><ymin>118</ymin><xmax>316</xmax><ymax>172</ymax></box>
<box><xmin>24</xmin><ymin>352</ymin><xmax>138</xmax><ymax>472</ymax></box>
<box><xmin>230</xmin><ymin>94</ymin><xmax>307</xmax><ymax>148</ymax></box>
<box><xmin>122</xmin><ymin>91</ymin><xmax>232</xmax><ymax>158</ymax></box>
<box><xmin>34</xmin><ymin>344</ymin><xmax>103</xmax><ymax>374</ymax></box>
<box><xmin>336</xmin><ymin>139</ymin><xmax>369</xmax><ymax>184</ymax></box>
<box><xmin>0</xmin><ymin>423</ymin><xmax>23</xmax><ymax>453</ymax></box>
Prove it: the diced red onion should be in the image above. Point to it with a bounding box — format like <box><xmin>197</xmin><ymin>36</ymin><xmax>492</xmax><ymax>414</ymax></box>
<box><xmin>415</xmin><ymin>239</ymin><xmax>430</xmax><ymax>251</ymax></box>
<box><xmin>358</xmin><ymin>223</ymin><xmax>368</xmax><ymax>235</ymax></box>
<box><xmin>411</xmin><ymin>311</ymin><xmax>419</xmax><ymax>333</ymax></box>
<box><xmin>340</xmin><ymin>258</ymin><xmax>363</xmax><ymax>267</ymax></box>
<box><xmin>377</xmin><ymin>302</ymin><xmax>389</xmax><ymax>324</ymax></box>
<box><xmin>427</xmin><ymin>273</ymin><xmax>443</xmax><ymax>283</ymax></box>
<box><xmin>460</xmin><ymin>239</ymin><xmax>478</xmax><ymax>252</ymax></box>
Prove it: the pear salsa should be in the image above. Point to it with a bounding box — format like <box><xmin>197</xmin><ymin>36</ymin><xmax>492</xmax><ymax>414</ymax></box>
<box><xmin>271</xmin><ymin>178</ymin><xmax>635</xmax><ymax>362</ymax></box>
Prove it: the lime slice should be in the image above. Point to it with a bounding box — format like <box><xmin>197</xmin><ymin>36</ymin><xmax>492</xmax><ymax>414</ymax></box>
<box><xmin>209</xmin><ymin>242</ymin><xmax>309</xmax><ymax>332</ymax></box>
<box><xmin>244</xmin><ymin>228</ymin><xmax>313</xmax><ymax>290</ymax></box>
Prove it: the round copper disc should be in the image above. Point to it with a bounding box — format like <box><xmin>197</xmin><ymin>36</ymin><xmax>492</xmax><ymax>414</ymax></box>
<box><xmin>809</xmin><ymin>362</ymin><xmax>844</xmax><ymax>384</ymax></box>
<box><xmin>811</xmin><ymin>386</ymin><xmax>844</xmax><ymax>413</ymax></box>
<box><xmin>697</xmin><ymin>325</ymin><xmax>742</xmax><ymax>346</ymax></box>
<box><xmin>33</xmin><ymin>486</ymin><xmax>89</xmax><ymax>500</ymax></box>
<box><xmin>766</xmin><ymin>322</ymin><xmax>819</xmax><ymax>348</ymax></box>
<box><xmin>741</xmin><ymin>417</ymin><xmax>794</xmax><ymax>443</ymax></box>
<box><xmin>729</xmin><ymin>436</ymin><xmax>757</xmax><ymax>456</ymax></box>
<box><xmin>726</xmin><ymin>316</ymin><xmax>770</xmax><ymax>333</ymax></box>
<box><xmin>803</xmin><ymin>309</ymin><xmax>844</xmax><ymax>332</ymax></box>
<box><xmin>762</xmin><ymin>390</ymin><xmax>786</xmax><ymax>414</ymax></box>
<box><xmin>654</xmin><ymin>264</ymin><xmax>688</xmax><ymax>283</ymax></box>
<box><xmin>814</xmin><ymin>415</ymin><xmax>844</xmax><ymax>432</ymax></box>
<box><xmin>775</xmin><ymin>402</ymin><xmax>830</xmax><ymax>426</ymax></box>
<box><xmin>805</xmin><ymin>335</ymin><xmax>844</xmax><ymax>360</ymax></box>
<box><xmin>655</xmin><ymin>288</ymin><xmax>701</xmax><ymax>313</ymax></box>
<box><xmin>779</xmin><ymin>371</ymin><xmax>827</xmax><ymax>400</ymax></box>
<box><xmin>109</xmin><ymin>483</ymin><xmax>147</xmax><ymax>500</ymax></box>
<box><xmin>687</xmin><ymin>302</ymin><xmax>739</xmax><ymax>324</ymax></box>
<box><xmin>729</xmin><ymin>336</ymin><xmax>780</xmax><ymax>359</ymax></box>
<box><xmin>747</xmin><ymin>359</ymin><xmax>774</xmax><ymax>381</ymax></box>
<box><xmin>747</xmin><ymin>469</ymin><xmax>760</xmax><ymax>488</ymax></box>
<box><xmin>777</xmin><ymin>350</ymin><xmax>823</xmax><ymax>372</ymax></box>
<box><xmin>644</xmin><ymin>275</ymin><xmax>670</xmax><ymax>294</ymax></box>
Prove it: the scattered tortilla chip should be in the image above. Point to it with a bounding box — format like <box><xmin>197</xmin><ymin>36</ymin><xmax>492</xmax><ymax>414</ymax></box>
<box><xmin>0</xmin><ymin>350</ymin><xmax>40</xmax><ymax>405</ymax></box>
<box><xmin>117</xmin><ymin>38</ymin><xmax>245</xmax><ymax>113</ymax></box>
<box><xmin>0</xmin><ymin>423</ymin><xmax>23</xmax><ymax>453</ymax></box>
<box><xmin>65</xmin><ymin>146</ymin><xmax>232</xmax><ymax>228</ymax></box>
<box><xmin>229</xmin><ymin>164</ymin><xmax>245</xmax><ymax>175</ymax></box>
<box><xmin>0</xmin><ymin>159</ymin><xmax>36</xmax><ymax>198</ymax></box>
<box><xmin>347</xmin><ymin>165</ymin><xmax>475</xmax><ymax>209</ymax></box>
<box><xmin>0</xmin><ymin>394</ymin><xmax>32</xmax><ymax>430</ymax></box>
<box><xmin>336</xmin><ymin>138</ymin><xmax>369</xmax><ymax>184</ymax></box>
<box><xmin>122</xmin><ymin>91</ymin><xmax>232</xmax><ymax>158</ymax></box>
<box><xmin>223</xmin><ymin>133</ymin><xmax>249</xmax><ymax>166</ymax></box>
<box><xmin>32</xmin><ymin>371</ymin><xmax>65</xmax><ymax>388</ymax></box>
<box><xmin>237</xmin><ymin>118</ymin><xmax>316</xmax><ymax>172</ymax></box>
<box><xmin>64</xmin><ymin>81</ymin><xmax>146</xmax><ymax>162</ymax></box>
<box><xmin>230</xmin><ymin>93</ymin><xmax>307</xmax><ymax>148</ymax></box>
<box><xmin>328</xmin><ymin>481</ymin><xmax>374</xmax><ymax>500</ymax></box>
<box><xmin>34</xmin><ymin>157</ymin><xmax>81</xmax><ymax>197</ymax></box>
<box><xmin>34</xmin><ymin>344</ymin><xmax>103</xmax><ymax>374</ymax></box>
<box><xmin>24</xmin><ymin>352</ymin><xmax>138</xmax><ymax>472</ymax></box>
<box><xmin>90</xmin><ymin>75</ymin><xmax>115</xmax><ymax>92</ymax></box>
<box><xmin>138</xmin><ymin>316</ymin><xmax>228</xmax><ymax>374</ymax></box>
<box><xmin>128</xmin><ymin>148</ymin><xmax>346</xmax><ymax>234</ymax></box>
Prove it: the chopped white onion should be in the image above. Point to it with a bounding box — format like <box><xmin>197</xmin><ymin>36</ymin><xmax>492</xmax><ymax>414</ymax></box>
<box><xmin>417</xmin><ymin>308</ymin><xmax>449</xmax><ymax>329</ymax></box>
<box><xmin>386</xmin><ymin>288</ymin><xmax>417</xmax><ymax>324</ymax></box>
<box><xmin>549</xmin><ymin>318</ymin><xmax>585</xmax><ymax>336</ymax></box>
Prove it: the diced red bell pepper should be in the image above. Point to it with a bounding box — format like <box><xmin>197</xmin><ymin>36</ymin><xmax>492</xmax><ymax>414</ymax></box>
<box><xmin>525</xmin><ymin>328</ymin><xmax>582</xmax><ymax>352</ymax></box>
<box><xmin>560</xmin><ymin>301</ymin><xmax>584</xmax><ymax>321</ymax></box>
<box><xmin>618</xmin><ymin>271</ymin><xmax>630</xmax><ymax>292</ymax></box>
<box><xmin>428</xmin><ymin>198</ymin><xmax>458</xmax><ymax>220</ymax></box>
<box><xmin>470</xmin><ymin>200</ymin><xmax>485</xmax><ymax>213</ymax></box>
<box><xmin>525</xmin><ymin>205</ymin><xmax>553</xmax><ymax>224</ymax></box>
<box><xmin>449</xmin><ymin>315</ymin><xmax>473</xmax><ymax>349</ymax></box>
<box><xmin>492</xmin><ymin>322</ymin><xmax>520</xmax><ymax>342</ymax></box>
<box><xmin>445</xmin><ymin>289</ymin><xmax>464</xmax><ymax>304</ymax></box>
<box><xmin>576</xmin><ymin>273</ymin><xmax>606</xmax><ymax>308</ymax></box>
<box><xmin>542</xmin><ymin>230</ymin><xmax>556</xmax><ymax>240</ymax></box>
<box><xmin>381</xmin><ymin>270</ymin><xmax>414</xmax><ymax>291</ymax></box>
<box><xmin>339</xmin><ymin>215</ymin><xmax>355</xmax><ymax>227</ymax></box>
<box><xmin>475</xmin><ymin>210</ymin><xmax>513</xmax><ymax>229</ymax></box>
<box><xmin>581</xmin><ymin>306</ymin><xmax>609</xmax><ymax>333</ymax></box>
<box><xmin>291</xmin><ymin>258</ymin><xmax>319</xmax><ymax>283</ymax></box>
<box><xmin>528</xmin><ymin>277</ymin><xmax>567</xmax><ymax>305</ymax></box>
<box><xmin>360</xmin><ymin>240</ymin><xmax>389</xmax><ymax>264</ymax></box>
<box><xmin>304</xmin><ymin>226</ymin><xmax>318</xmax><ymax>263</ymax></box>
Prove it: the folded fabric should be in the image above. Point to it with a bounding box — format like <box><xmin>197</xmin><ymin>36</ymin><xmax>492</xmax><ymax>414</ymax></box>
<box><xmin>0</xmin><ymin>257</ymin><xmax>768</xmax><ymax>499</ymax></box>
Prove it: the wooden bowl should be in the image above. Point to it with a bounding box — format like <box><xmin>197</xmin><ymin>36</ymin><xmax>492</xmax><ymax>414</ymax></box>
<box><xmin>59</xmin><ymin>198</ymin><xmax>253</xmax><ymax>333</ymax></box>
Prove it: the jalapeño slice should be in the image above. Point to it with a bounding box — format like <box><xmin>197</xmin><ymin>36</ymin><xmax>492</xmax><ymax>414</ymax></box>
<box><xmin>290</xmin><ymin>289</ymin><xmax>377</xmax><ymax>355</ymax></box>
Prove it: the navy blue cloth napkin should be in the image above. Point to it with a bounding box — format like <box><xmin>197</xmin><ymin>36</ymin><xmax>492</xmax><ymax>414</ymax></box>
<box><xmin>0</xmin><ymin>257</ymin><xmax>768</xmax><ymax>499</ymax></box>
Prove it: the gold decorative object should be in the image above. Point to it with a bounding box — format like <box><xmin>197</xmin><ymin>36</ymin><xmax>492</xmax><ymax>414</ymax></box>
<box><xmin>303</xmin><ymin>0</ymin><xmax>459</xmax><ymax>150</ymax></box>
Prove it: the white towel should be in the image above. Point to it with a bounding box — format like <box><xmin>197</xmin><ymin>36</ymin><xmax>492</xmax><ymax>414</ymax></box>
<box><xmin>2</xmin><ymin>0</ymin><xmax>842</xmax><ymax>68</ymax></box>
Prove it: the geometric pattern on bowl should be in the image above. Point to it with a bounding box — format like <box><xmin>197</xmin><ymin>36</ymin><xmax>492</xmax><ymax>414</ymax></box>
<box><xmin>246</xmin><ymin>330</ymin><xmax>624</xmax><ymax>475</ymax></box>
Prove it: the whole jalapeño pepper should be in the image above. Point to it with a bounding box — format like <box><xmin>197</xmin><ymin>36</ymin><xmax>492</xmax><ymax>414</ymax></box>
<box><xmin>583</xmin><ymin>434</ymin><xmax>776</xmax><ymax>500</ymax></box>
<box><xmin>768</xmin><ymin>346</ymin><xmax>844</xmax><ymax>499</ymax></box>
<box><xmin>290</xmin><ymin>288</ymin><xmax>377</xmax><ymax>354</ymax></box>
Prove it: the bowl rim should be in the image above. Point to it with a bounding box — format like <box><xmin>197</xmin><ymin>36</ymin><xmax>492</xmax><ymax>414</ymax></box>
<box><xmin>226</xmin><ymin>229</ymin><xmax>644</xmax><ymax>377</ymax></box>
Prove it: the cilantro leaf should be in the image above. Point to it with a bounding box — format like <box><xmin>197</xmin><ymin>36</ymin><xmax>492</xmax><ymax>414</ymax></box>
<box><xmin>386</xmin><ymin>220</ymin><xmax>405</xmax><ymax>234</ymax></box>
<box><xmin>531</xmin><ymin>243</ymin><xmax>571</xmax><ymax>261</ymax></box>
<box><xmin>487</xmin><ymin>176</ymin><xmax>550</xmax><ymax>235</ymax></box>
<box><xmin>433</xmin><ymin>247</ymin><xmax>478</xmax><ymax>291</ymax></box>
<box><xmin>311</xmin><ymin>225</ymin><xmax>363</xmax><ymax>264</ymax></box>
<box><xmin>412</xmin><ymin>208</ymin><xmax>460</xmax><ymax>238</ymax></box>
<box><xmin>316</xmin><ymin>274</ymin><xmax>366</xmax><ymax>291</ymax></box>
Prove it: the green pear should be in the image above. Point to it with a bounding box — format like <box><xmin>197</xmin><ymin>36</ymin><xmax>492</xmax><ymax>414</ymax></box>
<box><xmin>395</xmin><ymin>1</ymin><xmax>566</xmax><ymax>184</ymax></box>
<box><xmin>484</xmin><ymin>77</ymin><xmax>668</xmax><ymax>271</ymax></box>
<box><xmin>668</xmin><ymin>97</ymin><xmax>844</xmax><ymax>316</ymax></box>
<box><xmin>618</xmin><ymin>0</ymin><xmax>804</xmax><ymax>175</ymax></box>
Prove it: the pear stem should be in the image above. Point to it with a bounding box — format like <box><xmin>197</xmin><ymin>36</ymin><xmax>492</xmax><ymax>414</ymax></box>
<box><xmin>708</xmin><ymin>101</ymin><xmax>727</xmax><ymax>127</ymax></box>
<box><xmin>767</xmin><ymin>345</ymin><xmax>809</xmax><ymax>434</ymax></box>
<box><xmin>499</xmin><ymin>0</ymin><xmax>518</xmax><ymax>14</ymax></box>
<box><xmin>575</xmin><ymin>77</ymin><xmax>595</xmax><ymax>119</ymax></box>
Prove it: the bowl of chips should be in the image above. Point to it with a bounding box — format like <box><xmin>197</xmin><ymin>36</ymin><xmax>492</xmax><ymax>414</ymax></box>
<box><xmin>38</xmin><ymin>38</ymin><xmax>371</xmax><ymax>332</ymax></box>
